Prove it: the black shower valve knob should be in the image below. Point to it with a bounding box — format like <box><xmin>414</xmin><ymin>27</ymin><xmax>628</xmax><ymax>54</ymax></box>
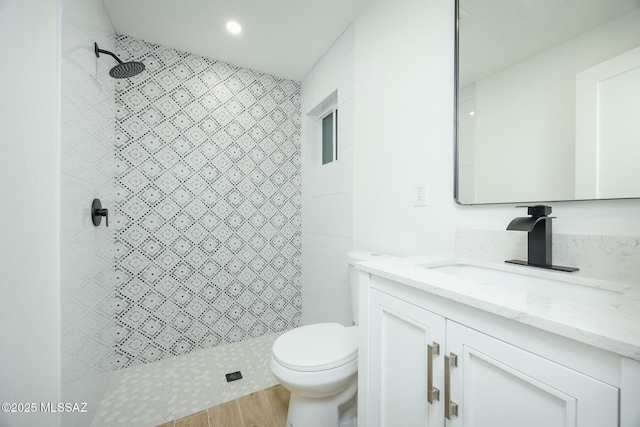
<box><xmin>91</xmin><ymin>198</ymin><xmax>109</xmax><ymax>227</ymax></box>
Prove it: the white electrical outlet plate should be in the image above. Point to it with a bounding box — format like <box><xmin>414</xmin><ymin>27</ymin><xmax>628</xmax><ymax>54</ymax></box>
<box><xmin>413</xmin><ymin>182</ymin><xmax>427</xmax><ymax>206</ymax></box>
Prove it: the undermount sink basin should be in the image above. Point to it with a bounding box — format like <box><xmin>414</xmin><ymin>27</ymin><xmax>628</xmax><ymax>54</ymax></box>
<box><xmin>426</xmin><ymin>263</ymin><xmax>623</xmax><ymax>303</ymax></box>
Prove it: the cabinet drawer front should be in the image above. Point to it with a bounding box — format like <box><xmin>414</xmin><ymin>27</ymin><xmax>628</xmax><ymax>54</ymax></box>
<box><xmin>369</xmin><ymin>289</ymin><xmax>446</xmax><ymax>427</ymax></box>
<box><xmin>447</xmin><ymin>321</ymin><xmax>619</xmax><ymax>427</ymax></box>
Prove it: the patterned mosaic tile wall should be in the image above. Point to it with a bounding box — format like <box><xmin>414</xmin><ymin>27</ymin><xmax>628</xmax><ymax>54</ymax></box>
<box><xmin>112</xmin><ymin>35</ymin><xmax>302</xmax><ymax>368</ymax></box>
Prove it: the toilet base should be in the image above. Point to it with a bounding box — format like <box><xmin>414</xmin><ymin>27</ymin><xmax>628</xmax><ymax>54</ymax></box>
<box><xmin>285</xmin><ymin>376</ymin><xmax>357</xmax><ymax>427</ymax></box>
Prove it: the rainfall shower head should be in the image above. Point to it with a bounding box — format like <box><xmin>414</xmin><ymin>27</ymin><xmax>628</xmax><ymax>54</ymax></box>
<box><xmin>94</xmin><ymin>43</ymin><xmax>145</xmax><ymax>79</ymax></box>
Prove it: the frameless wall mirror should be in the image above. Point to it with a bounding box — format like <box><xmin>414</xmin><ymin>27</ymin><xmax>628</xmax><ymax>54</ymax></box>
<box><xmin>455</xmin><ymin>0</ymin><xmax>640</xmax><ymax>205</ymax></box>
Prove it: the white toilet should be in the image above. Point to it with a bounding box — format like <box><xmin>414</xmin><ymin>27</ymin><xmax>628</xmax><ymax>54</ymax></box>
<box><xmin>270</xmin><ymin>251</ymin><xmax>379</xmax><ymax>427</ymax></box>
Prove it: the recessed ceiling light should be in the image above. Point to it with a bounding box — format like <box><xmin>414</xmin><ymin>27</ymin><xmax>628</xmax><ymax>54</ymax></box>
<box><xmin>226</xmin><ymin>21</ymin><xmax>242</xmax><ymax>34</ymax></box>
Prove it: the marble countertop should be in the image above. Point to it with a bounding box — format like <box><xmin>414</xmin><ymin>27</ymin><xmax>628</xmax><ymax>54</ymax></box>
<box><xmin>353</xmin><ymin>253</ymin><xmax>640</xmax><ymax>361</ymax></box>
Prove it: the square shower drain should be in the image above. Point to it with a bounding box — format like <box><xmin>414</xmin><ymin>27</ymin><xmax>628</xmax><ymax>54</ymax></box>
<box><xmin>225</xmin><ymin>371</ymin><xmax>243</xmax><ymax>382</ymax></box>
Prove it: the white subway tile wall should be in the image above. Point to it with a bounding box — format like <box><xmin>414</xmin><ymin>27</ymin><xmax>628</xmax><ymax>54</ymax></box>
<box><xmin>112</xmin><ymin>36</ymin><xmax>302</xmax><ymax>368</ymax></box>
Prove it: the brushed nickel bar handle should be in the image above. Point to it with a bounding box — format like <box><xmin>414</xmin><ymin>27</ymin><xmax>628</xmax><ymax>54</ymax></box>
<box><xmin>427</xmin><ymin>342</ymin><xmax>440</xmax><ymax>404</ymax></box>
<box><xmin>445</xmin><ymin>353</ymin><xmax>459</xmax><ymax>420</ymax></box>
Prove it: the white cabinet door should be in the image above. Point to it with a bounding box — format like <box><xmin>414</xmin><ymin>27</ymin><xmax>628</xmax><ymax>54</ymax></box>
<box><xmin>369</xmin><ymin>289</ymin><xmax>446</xmax><ymax>427</ymax></box>
<box><xmin>445</xmin><ymin>321</ymin><xmax>618</xmax><ymax>427</ymax></box>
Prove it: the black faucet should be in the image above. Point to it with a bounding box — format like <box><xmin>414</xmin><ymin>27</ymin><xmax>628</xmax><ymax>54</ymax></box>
<box><xmin>505</xmin><ymin>205</ymin><xmax>578</xmax><ymax>272</ymax></box>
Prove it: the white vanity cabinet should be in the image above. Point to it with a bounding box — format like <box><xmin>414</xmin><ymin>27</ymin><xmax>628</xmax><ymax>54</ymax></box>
<box><xmin>360</xmin><ymin>273</ymin><xmax>631</xmax><ymax>427</ymax></box>
<box><xmin>368</xmin><ymin>288</ymin><xmax>445</xmax><ymax>426</ymax></box>
<box><xmin>446</xmin><ymin>321</ymin><xmax>617</xmax><ymax>427</ymax></box>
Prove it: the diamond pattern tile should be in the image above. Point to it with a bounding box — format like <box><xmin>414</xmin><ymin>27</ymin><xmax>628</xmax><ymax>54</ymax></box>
<box><xmin>114</xmin><ymin>36</ymin><xmax>301</xmax><ymax>368</ymax></box>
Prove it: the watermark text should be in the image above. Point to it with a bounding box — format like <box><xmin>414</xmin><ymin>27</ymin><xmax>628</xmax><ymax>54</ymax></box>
<box><xmin>2</xmin><ymin>402</ymin><xmax>88</xmax><ymax>413</ymax></box>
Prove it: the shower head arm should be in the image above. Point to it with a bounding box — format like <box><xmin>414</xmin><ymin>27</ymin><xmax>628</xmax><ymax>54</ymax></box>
<box><xmin>94</xmin><ymin>42</ymin><xmax>145</xmax><ymax>79</ymax></box>
<box><xmin>94</xmin><ymin>43</ymin><xmax>123</xmax><ymax>64</ymax></box>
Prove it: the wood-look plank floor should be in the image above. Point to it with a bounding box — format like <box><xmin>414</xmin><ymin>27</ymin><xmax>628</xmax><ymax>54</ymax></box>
<box><xmin>157</xmin><ymin>385</ymin><xmax>290</xmax><ymax>427</ymax></box>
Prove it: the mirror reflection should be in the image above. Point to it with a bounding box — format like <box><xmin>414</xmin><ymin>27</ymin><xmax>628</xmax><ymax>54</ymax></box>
<box><xmin>456</xmin><ymin>0</ymin><xmax>640</xmax><ymax>204</ymax></box>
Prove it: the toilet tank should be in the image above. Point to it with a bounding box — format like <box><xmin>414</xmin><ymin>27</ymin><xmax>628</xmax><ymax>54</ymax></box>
<box><xmin>347</xmin><ymin>251</ymin><xmax>387</xmax><ymax>326</ymax></box>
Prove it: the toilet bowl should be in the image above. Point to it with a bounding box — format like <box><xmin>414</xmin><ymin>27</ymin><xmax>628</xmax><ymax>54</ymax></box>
<box><xmin>270</xmin><ymin>251</ymin><xmax>385</xmax><ymax>427</ymax></box>
<box><xmin>270</xmin><ymin>323</ymin><xmax>358</xmax><ymax>427</ymax></box>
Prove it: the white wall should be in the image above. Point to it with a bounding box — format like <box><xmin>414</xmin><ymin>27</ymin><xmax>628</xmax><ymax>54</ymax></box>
<box><xmin>301</xmin><ymin>27</ymin><xmax>355</xmax><ymax>325</ymax></box>
<box><xmin>352</xmin><ymin>0</ymin><xmax>640</xmax><ymax>268</ymax></box>
<box><xmin>353</xmin><ymin>0</ymin><xmax>457</xmax><ymax>257</ymax></box>
<box><xmin>59</xmin><ymin>0</ymin><xmax>116</xmax><ymax>424</ymax></box>
<box><xmin>0</xmin><ymin>1</ymin><xmax>62</xmax><ymax>426</ymax></box>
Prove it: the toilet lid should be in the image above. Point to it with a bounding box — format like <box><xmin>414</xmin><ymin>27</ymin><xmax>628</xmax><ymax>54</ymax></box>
<box><xmin>273</xmin><ymin>323</ymin><xmax>358</xmax><ymax>372</ymax></box>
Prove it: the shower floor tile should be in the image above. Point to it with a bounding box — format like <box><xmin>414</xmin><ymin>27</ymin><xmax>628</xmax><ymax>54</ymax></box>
<box><xmin>92</xmin><ymin>332</ymin><xmax>281</xmax><ymax>427</ymax></box>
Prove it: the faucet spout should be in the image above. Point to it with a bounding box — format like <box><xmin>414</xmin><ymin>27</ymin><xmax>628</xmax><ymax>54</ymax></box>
<box><xmin>507</xmin><ymin>216</ymin><xmax>548</xmax><ymax>232</ymax></box>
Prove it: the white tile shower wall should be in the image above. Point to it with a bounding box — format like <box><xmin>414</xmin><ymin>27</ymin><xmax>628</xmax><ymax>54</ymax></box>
<box><xmin>456</xmin><ymin>229</ymin><xmax>640</xmax><ymax>286</ymax></box>
<box><xmin>300</xmin><ymin>26</ymin><xmax>355</xmax><ymax>326</ymax></box>
<box><xmin>60</xmin><ymin>0</ymin><xmax>116</xmax><ymax>424</ymax></box>
<box><xmin>113</xmin><ymin>36</ymin><xmax>302</xmax><ymax>368</ymax></box>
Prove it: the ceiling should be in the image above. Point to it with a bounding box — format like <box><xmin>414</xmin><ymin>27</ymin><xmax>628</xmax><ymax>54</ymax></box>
<box><xmin>102</xmin><ymin>0</ymin><xmax>371</xmax><ymax>81</ymax></box>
